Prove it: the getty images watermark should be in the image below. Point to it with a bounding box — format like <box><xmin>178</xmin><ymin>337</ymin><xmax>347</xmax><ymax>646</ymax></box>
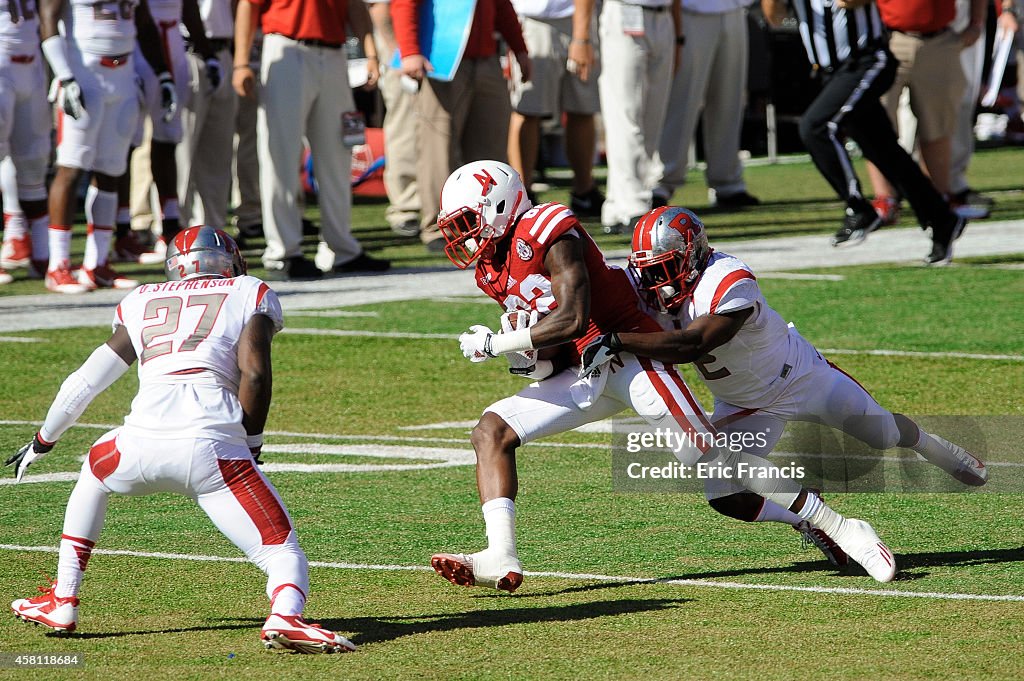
<box><xmin>610</xmin><ymin>415</ymin><xmax>1024</xmax><ymax>493</ymax></box>
<box><xmin>623</xmin><ymin>428</ymin><xmax>805</xmax><ymax>482</ymax></box>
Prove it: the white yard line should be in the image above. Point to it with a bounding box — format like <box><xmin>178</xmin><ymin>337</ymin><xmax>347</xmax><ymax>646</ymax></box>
<box><xmin>0</xmin><ymin>543</ymin><xmax>1021</xmax><ymax>603</ymax></box>
<box><xmin>282</xmin><ymin>328</ymin><xmax>455</xmax><ymax>340</ymax></box>
<box><xmin>0</xmin><ymin>335</ymin><xmax>45</xmax><ymax>343</ymax></box>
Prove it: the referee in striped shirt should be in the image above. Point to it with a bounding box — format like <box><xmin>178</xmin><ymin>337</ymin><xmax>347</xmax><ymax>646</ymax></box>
<box><xmin>763</xmin><ymin>0</ymin><xmax>966</xmax><ymax>265</ymax></box>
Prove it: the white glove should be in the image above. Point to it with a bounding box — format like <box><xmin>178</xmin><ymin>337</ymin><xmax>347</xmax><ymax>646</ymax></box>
<box><xmin>157</xmin><ymin>72</ymin><xmax>177</xmax><ymax>122</ymax></box>
<box><xmin>459</xmin><ymin>324</ymin><xmax>496</xmax><ymax>363</ymax></box>
<box><xmin>578</xmin><ymin>333</ymin><xmax>623</xmax><ymax>379</ymax></box>
<box><xmin>5</xmin><ymin>435</ymin><xmax>55</xmax><ymax>483</ymax></box>
<box><xmin>49</xmin><ymin>78</ymin><xmax>85</xmax><ymax>120</ymax></box>
<box><xmin>205</xmin><ymin>57</ymin><xmax>222</xmax><ymax>93</ymax></box>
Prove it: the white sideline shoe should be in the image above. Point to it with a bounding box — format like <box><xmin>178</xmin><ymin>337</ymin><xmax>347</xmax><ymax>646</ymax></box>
<box><xmin>261</xmin><ymin>614</ymin><xmax>355</xmax><ymax>654</ymax></box>
<box><xmin>834</xmin><ymin>519</ymin><xmax>897</xmax><ymax>583</ymax></box>
<box><xmin>431</xmin><ymin>550</ymin><xmax>524</xmax><ymax>592</ymax></box>
<box><xmin>11</xmin><ymin>581</ymin><xmax>78</xmax><ymax>633</ymax></box>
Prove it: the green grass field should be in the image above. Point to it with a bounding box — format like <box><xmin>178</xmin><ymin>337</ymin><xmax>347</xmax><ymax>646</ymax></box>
<box><xmin>1</xmin><ymin>255</ymin><xmax>1023</xmax><ymax>679</ymax></box>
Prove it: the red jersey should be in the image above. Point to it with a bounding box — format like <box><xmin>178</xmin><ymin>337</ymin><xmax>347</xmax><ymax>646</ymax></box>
<box><xmin>391</xmin><ymin>0</ymin><xmax>527</xmax><ymax>62</ymax></box>
<box><xmin>475</xmin><ymin>203</ymin><xmax>661</xmax><ymax>363</ymax></box>
<box><xmin>876</xmin><ymin>0</ymin><xmax>954</xmax><ymax>34</ymax></box>
<box><xmin>250</xmin><ymin>0</ymin><xmax>348</xmax><ymax>44</ymax></box>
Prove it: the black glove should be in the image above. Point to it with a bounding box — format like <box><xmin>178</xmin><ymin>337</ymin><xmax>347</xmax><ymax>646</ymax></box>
<box><xmin>578</xmin><ymin>333</ymin><xmax>622</xmax><ymax>379</ymax></box>
<box><xmin>157</xmin><ymin>71</ymin><xmax>177</xmax><ymax>122</ymax></box>
<box><xmin>5</xmin><ymin>434</ymin><xmax>56</xmax><ymax>483</ymax></box>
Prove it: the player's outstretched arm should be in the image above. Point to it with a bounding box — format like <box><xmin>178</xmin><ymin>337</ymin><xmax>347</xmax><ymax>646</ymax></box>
<box><xmin>617</xmin><ymin>309</ymin><xmax>752</xmax><ymax>364</ymax></box>
<box><xmin>5</xmin><ymin>327</ymin><xmax>136</xmax><ymax>481</ymax></box>
<box><xmin>233</xmin><ymin>0</ymin><xmax>260</xmax><ymax>97</ymax></box>
<box><xmin>237</xmin><ymin>315</ymin><xmax>276</xmax><ymax>457</ymax></box>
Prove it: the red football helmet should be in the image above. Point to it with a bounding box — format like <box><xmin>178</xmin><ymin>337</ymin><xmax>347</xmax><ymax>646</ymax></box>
<box><xmin>165</xmin><ymin>226</ymin><xmax>247</xmax><ymax>280</ymax></box>
<box><xmin>437</xmin><ymin>160</ymin><xmax>532</xmax><ymax>269</ymax></box>
<box><xmin>629</xmin><ymin>207</ymin><xmax>712</xmax><ymax>313</ymax></box>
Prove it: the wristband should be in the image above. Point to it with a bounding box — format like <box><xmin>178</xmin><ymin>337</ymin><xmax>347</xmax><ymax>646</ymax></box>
<box><xmin>245</xmin><ymin>433</ymin><xmax>264</xmax><ymax>450</ymax></box>
<box><xmin>33</xmin><ymin>432</ymin><xmax>56</xmax><ymax>454</ymax></box>
<box><xmin>41</xmin><ymin>35</ymin><xmax>74</xmax><ymax>82</ymax></box>
<box><xmin>675</xmin><ymin>35</ymin><xmax>686</xmax><ymax>46</ymax></box>
<box><xmin>571</xmin><ymin>38</ymin><xmax>591</xmax><ymax>44</ymax></box>
<box><xmin>487</xmin><ymin>327</ymin><xmax>535</xmax><ymax>356</ymax></box>
<box><xmin>233</xmin><ymin>64</ymin><xmax>253</xmax><ymax>70</ymax></box>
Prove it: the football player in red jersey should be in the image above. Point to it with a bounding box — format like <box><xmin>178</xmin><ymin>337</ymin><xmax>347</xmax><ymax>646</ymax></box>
<box><xmin>431</xmin><ymin>161</ymin><xmax>900</xmax><ymax>591</ymax></box>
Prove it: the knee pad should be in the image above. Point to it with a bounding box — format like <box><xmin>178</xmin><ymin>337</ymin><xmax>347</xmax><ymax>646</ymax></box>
<box><xmin>14</xmin><ymin>157</ymin><xmax>48</xmax><ymax>202</ymax></box>
<box><xmin>708</xmin><ymin>492</ymin><xmax>765</xmax><ymax>523</ymax></box>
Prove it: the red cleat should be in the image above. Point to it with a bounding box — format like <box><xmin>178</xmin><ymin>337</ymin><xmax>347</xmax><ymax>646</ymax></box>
<box><xmin>11</xmin><ymin>581</ymin><xmax>78</xmax><ymax>633</ymax></box>
<box><xmin>431</xmin><ymin>552</ymin><xmax>523</xmax><ymax>593</ymax></box>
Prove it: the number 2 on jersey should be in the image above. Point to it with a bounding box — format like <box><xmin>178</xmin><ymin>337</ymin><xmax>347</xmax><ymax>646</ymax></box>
<box><xmin>140</xmin><ymin>294</ymin><xmax>227</xmax><ymax>364</ymax></box>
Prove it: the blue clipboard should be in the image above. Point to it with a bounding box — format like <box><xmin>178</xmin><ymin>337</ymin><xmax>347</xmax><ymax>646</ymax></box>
<box><xmin>390</xmin><ymin>0</ymin><xmax>477</xmax><ymax>82</ymax></box>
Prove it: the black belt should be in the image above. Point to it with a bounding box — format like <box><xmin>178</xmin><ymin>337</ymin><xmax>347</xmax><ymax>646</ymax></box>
<box><xmin>894</xmin><ymin>27</ymin><xmax>949</xmax><ymax>39</ymax></box>
<box><xmin>610</xmin><ymin>0</ymin><xmax>670</xmax><ymax>12</ymax></box>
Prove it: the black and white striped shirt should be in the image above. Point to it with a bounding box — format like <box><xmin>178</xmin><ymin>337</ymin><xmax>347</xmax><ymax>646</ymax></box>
<box><xmin>791</xmin><ymin>0</ymin><xmax>886</xmax><ymax>70</ymax></box>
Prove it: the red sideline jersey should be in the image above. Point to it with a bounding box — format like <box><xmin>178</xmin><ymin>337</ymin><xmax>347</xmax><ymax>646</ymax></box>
<box><xmin>475</xmin><ymin>202</ymin><xmax>661</xmax><ymax>363</ymax></box>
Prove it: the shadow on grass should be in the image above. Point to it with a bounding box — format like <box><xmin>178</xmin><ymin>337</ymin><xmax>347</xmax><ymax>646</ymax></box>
<box><xmin>49</xmin><ymin>618</ymin><xmax>260</xmax><ymax>640</ymax></box>
<box><xmin>518</xmin><ymin>546</ymin><xmax>1024</xmax><ymax>597</ymax></box>
<box><xmin>330</xmin><ymin>598</ymin><xmax>689</xmax><ymax>646</ymax></box>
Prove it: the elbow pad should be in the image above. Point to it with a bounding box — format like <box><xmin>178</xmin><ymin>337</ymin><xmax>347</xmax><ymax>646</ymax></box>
<box><xmin>40</xmin><ymin>344</ymin><xmax>131</xmax><ymax>443</ymax></box>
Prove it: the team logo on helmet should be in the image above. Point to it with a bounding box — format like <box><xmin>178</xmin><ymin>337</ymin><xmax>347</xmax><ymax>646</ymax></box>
<box><xmin>437</xmin><ymin>161</ymin><xmax>534</xmax><ymax>269</ymax></box>
<box><xmin>628</xmin><ymin>207</ymin><xmax>712</xmax><ymax>313</ymax></box>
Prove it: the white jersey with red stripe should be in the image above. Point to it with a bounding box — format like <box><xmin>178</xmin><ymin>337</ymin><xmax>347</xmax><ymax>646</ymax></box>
<box><xmin>0</xmin><ymin>0</ymin><xmax>40</xmax><ymax>52</ymax></box>
<box><xmin>476</xmin><ymin>202</ymin><xmax>661</xmax><ymax>363</ymax></box>
<box><xmin>63</xmin><ymin>0</ymin><xmax>138</xmax><ymax>55</ymax></box>
<box><xmin>673</xmin><ymin>251</ymin><xmax>797</xmax><ymax>408</ymax></box>
<box><xmin>112</xmin><ymin>275</ymin><xmax>283</xmax><ymax>442</ymax></box>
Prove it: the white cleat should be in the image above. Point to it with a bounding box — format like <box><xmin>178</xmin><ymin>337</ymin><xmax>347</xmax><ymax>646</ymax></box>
<box><xmin>933</xmin><ymin>435</ymin><xmax>988</xmax><ymax>486</ymax></box>
<box><xmin>834</xmin><ymin>519</ymin><xmax>897</xmax><ymax>583</ymax></box>
<box><xmin>261</xmin><ymin>614</ymin><xmax>356</xmax><ymax>654</ymax></box>
<box><xmin>430</xmin><ymin>550</ymin><xmax>524</xmax><ymax>592</ymax></box>
<box><xmin>11</xmin><ymin>582</ymin><xmax>79</xmax><ymax>633</ymax></box>
<box><xmin>795</xmin><ymin>520</ymin><xmax>849</xmax><ymax>567</ymax></box>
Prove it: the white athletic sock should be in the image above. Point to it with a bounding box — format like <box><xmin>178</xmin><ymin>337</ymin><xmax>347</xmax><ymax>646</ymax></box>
<box><xmin>48</xmin><ymin>226</ymin><xmax>72</xmax><ymax>270</ymax></box>
<box><xmin>270</xmin><ymin>584</ymin><xmax>306</xmax><ymax>617</ymax></box>
<box><xmin>482</xmin><ymin>497</ymin><xmax>517</xmax><ymax>557</ymax></box>
<box><xmin>55</xmin><ymin>534</ymin><xmax>94</xmax><ymax>598</ymax></box>
<box><xmin>84</xmin><ymin>187</ymin><xmax>117</xmax><ymax>269</ymax></box>
<box><xmin>3</xmin><ymin>211</ymin><xmax>27</xmax><ymax>239</ymax></box>
<box><xmin>29</xmin><ymin>215</ymin><xmax>49</xmax><ymax>261</ymax></box>
<box><xmin>755</xmin><ymin>499</ymin><xmax>803</xmax><ymax>525</ymax></box>
<box><xmin>798</xmin><ymin>492</ymin><xmax>848</xmax><ymax>539</ymax></box>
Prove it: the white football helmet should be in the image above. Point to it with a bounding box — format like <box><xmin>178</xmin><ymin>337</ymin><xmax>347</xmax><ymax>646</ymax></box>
<box><xmin>629</xmin><ymin>207</ymin><xmax>712</xmax><ymax>313</ymax></box>
<box><xmin>165</xmin><ymin>226</ymin><xmax>247</xmax><ymax>281</ymax></box>
<box><xmin>437</xmin><ymin>160</ymin><xmax>533</xmax><ymax>268</ymax></box>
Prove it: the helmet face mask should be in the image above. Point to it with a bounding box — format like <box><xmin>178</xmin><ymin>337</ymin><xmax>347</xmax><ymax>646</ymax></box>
<box><xmin>437</xmin><ymin>160</ymin><xmax>532</xmax><ymax>269</ymax></box>
<box><xmin>629</xmin><ymin>207</ymin><xmax>711</xmax><ymax>313</ymax></box>
<box><xmin>165</xmin><ymin>226</ymin><xmax>247</xmax><ymax>281</ymax></box>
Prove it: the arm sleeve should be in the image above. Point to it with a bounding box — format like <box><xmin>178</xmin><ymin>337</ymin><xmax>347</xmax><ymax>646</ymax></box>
<box><xmin>390</xmin><ymin>0</ymin><xmax>421</xmax><ymax>57</ymax></box>
<box><xmin>495</xmin><ymin>0</ymin><xmax>528</xmax><ymax>54</ymax></box>
<box><xmin>38</xmin><ymin>344</ymin><xmax>131</xmax><ymax>443</ymax></box>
